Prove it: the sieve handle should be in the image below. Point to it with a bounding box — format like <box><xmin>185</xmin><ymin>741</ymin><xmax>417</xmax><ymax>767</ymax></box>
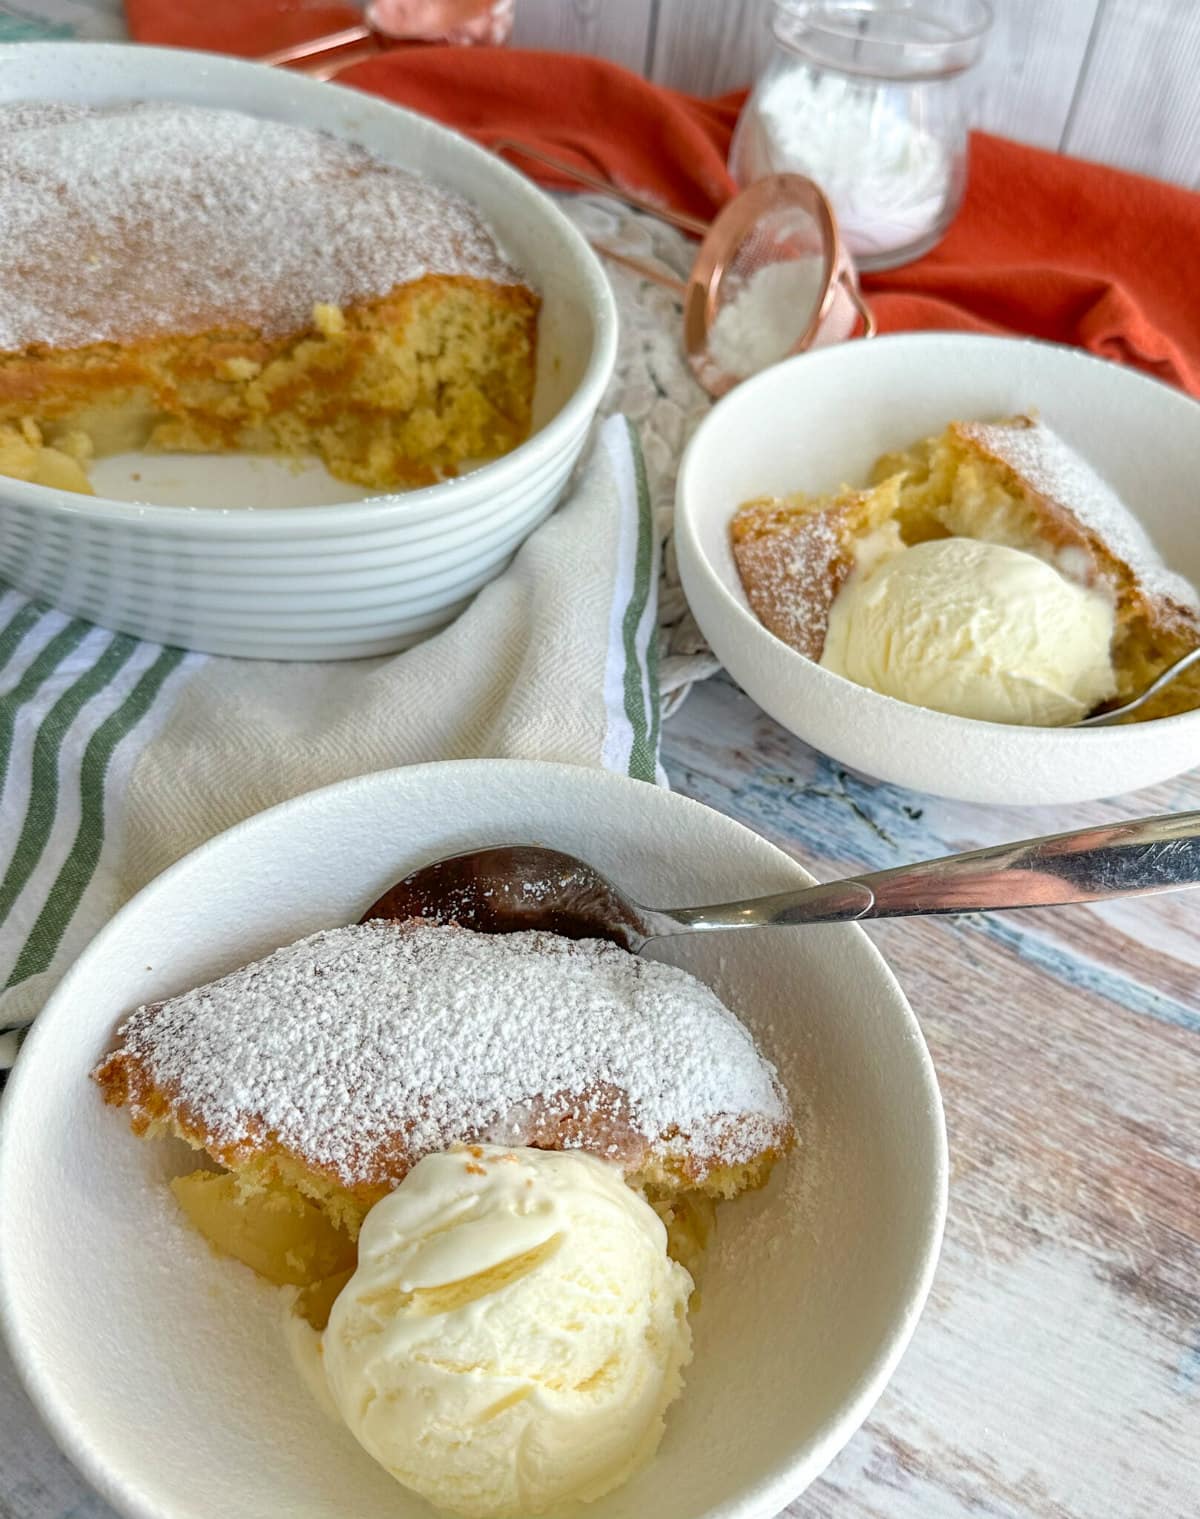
<box><xmin>491</xmin><ymin>139</ymin><xmax>710</xmax><ymax>237</ymax></box>
<box><xmin>845</xmin><ymin>276</ymin><xmax>876</xmax><ymax>337</ymax></box>
<box><xmin>589</xmin><ymin>244</ymin><xmax>686</xmax><ymax>298</ymax></box>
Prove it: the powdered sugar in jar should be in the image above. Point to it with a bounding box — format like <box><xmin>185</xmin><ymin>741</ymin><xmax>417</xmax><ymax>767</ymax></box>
<box><xmin>730</xmin><ymin>0</ymin><xmax>992</xmax><ymax>271</ymax></box>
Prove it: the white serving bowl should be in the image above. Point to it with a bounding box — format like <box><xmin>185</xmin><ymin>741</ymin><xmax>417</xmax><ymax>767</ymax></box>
<box><xmin>0</xmin><ymin>44</ymin><xmax>617</xmax><ymax>660</ymax></box>
<box><xmin>676</xmin><ymin>334</ymin><xmax>1200</xmax><ymax>805</ymax></box>
<box><xmin>0</xmin><ymin>760</ymin><xmax>946</xmax><ymax>1519</ymax></box>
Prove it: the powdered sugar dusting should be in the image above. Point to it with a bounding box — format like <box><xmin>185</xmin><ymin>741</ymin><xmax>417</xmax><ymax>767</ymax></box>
<box><xmin>732</xmin><ymin>502</ymin><xmax>847</xmax><ymax>660</ymax></box>
<box><xmin>107</xmin><ymin>921</ymin><xmax>789</xmax><ymax>1186</ymax></box>
<box><xmin>962</xmin><ymin>418</ymin><xmax>1200</xmax><ymax>614</ymax></box>
<box><xmin>771</xmin><ymin>515</ymin><xmax>843</xmax><ymax>657</ymax></box>
<box><xmin>706</xmin><ymin>259</ymin><xmax>826</xmax><ymax>382</ymax></box>
<box><xmin>0</xmin><ymin>102</ymin><xmax>523</xmax><ymax>352</ymax></box>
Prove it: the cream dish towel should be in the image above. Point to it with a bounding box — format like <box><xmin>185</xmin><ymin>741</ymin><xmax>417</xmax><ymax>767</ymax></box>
<box><xmin>0</xmin><ymin>416</ymin><xmax>662</xmax><ymax>1059</ymax></box>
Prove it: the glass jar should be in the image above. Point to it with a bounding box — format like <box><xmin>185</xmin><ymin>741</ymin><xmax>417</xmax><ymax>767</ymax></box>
<box><xmin>730</xmin><ymin>0</ymin><xmax>992</xmax><ymax>271</ymax></box>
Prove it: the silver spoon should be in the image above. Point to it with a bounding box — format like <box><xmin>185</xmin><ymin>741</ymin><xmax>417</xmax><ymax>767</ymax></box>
<box><xmin>1073</xmin><ymin>646</ymin><xmax>1200</xmax><ymax>727</ymax></box>
<box><xmin>361</xmin><ymin>810</ymin><xmax>1200</xmax><ymax>953</ymax></box>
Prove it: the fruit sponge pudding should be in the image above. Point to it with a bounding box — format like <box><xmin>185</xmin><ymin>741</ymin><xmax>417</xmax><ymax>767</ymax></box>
<box><xmin>93</xmin><ymin>919</ymin><xmax>794</xmax><ymax>1316</ymax></box>
<box><xmin>0</xmin><ymin>102</ymin><xmax>539</xmax><ymax>495</ymax></box>
<box><xmin>732</xmin><ymin>416</ymin><xmax>1200</xmax><ymax>722</ymax></box>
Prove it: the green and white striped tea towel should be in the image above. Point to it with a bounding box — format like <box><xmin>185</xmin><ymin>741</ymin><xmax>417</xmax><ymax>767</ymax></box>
<box><xmin>0</xmin><ymin>415</ymin><xmax>662</xmax><ymax>1062</ymax></box>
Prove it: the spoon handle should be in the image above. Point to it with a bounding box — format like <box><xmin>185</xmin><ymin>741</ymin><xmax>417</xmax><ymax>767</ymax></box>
<box><xmin>652</xmin><ymin>811</ymin><xmax>1200</xmax><ymax>935</ymax></box>
<box><xmin>1073</xmin><ymin>645</ymin><xmax>1200</xmax><ymax>725</ymax></box>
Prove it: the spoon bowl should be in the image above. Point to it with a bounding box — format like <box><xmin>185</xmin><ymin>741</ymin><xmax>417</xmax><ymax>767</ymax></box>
<box><xmin>362</xmin><ymin>810</ymin><xmax>1200</xmax><ymax>948</ymax></box>
<box><xmin>362</xmin><ymin>844</ymin><xmax>648</xmax><ymax>946</ymax></box>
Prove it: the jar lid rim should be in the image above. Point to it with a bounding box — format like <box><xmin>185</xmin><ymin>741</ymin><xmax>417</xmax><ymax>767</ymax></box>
<box><xmin>772</xmin><ymin>0</ymin><xmax>994</xmax><ymax>78</ymax></box>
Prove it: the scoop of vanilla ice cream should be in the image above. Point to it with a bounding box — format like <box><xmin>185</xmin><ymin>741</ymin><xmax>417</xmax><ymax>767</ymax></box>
<box><xmin>322</xmin><ymin>1145</ymin><xmax>693</xmax><ymax>1519</ymax></box>
<box><xmin>820</xmin><ymin>536</ymin><xmax>1117</xmax><ymax>725</ymax></box>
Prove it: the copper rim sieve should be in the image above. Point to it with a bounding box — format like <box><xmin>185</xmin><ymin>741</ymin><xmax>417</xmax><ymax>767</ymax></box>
<box><xmin>491</xmin><ymin>141</ymin><xmax>874</xmax><ymax>398</ymax></box>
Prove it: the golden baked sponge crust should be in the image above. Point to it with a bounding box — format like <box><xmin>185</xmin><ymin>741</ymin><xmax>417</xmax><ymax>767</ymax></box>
<box><xmin>0</xmin><ymin>102</ymin><xmax>538</xmax><ymax>493</ymax></box>
<box><xmin>93</xmin><ymin>920</ymin><xmax>794</xmax><ymax>1240</ymax></box>
<box><xmin>0</xmin><ymin>280</ymin><xmax>538</xmax><ymax>491</ymax></box>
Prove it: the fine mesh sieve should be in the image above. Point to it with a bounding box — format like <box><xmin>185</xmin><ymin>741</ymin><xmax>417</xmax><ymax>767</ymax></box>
<box><xmin>492</xmin><ymin>142</ymin><xmax>874</xmax><ymax>397</ymax></box>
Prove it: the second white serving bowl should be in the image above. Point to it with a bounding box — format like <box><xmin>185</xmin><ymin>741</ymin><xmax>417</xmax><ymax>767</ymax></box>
<box><xmin>0</xmin><ymin>760</ymin><xmax>946</xmax><ymax>1519</ymax></box>
<box><xmin>675</xmin><ymin>334</ymin><xmax>1200</xmax><ymax>805</ymax></box>
<box><xmin>0</xmin><ymin>44</ymin><xmax>617</xmax><ymax>660</ymax></box>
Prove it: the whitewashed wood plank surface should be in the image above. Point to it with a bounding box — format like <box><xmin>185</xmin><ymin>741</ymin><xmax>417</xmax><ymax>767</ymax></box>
<box><xmin>512</xmin><ymin>0</ymin><xmax>654</xmax><ymax>73</ymax></box>
<box><xmin>647</xmin><ymin>0</ymin><xmax>1106</xmax><ymax>156</ymax></box>
<box><xmin>972</xmin><ymin>0</ymin><xmax>1101</xmax><ymax>150</ymax></box>
<box><xmin>632</xmin><ymin>0</ymin><xmax>1200</xmax><ymax>190</ymax></box>
<box><xmin>662</xmin><ymin>674</ymin><xmax>1200</xmax><ymax>1519</ymax></box>
<box><xmin>3</xmin><ymin>671</ymin><xmax>1197</xmax><ymax>1519</ymax></box>
<box><xmin>3</xmin><ymin>0</ymin><xmax>1200</xmax><ymax>186</ymax></box>
<box><xmin>650</xmin><ymin>0</ymin><xmax>775</xmax><ymax>96</ymax></box>
<box><xmin>1064</xmin><ymin>0</ymin><xmax>1200</xmax><ymax>188</ymax></box>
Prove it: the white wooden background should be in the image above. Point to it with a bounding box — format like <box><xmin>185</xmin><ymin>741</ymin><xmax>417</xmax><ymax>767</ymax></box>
<box><xmin>511</xmin><ymin>0</ymin><xmax>1200</xmax><ymax>189</ymax></box>
<box><xmin>0</xmin><ymin>1</ymin><xmax>1196</xmax><ymax>185</ymax></box>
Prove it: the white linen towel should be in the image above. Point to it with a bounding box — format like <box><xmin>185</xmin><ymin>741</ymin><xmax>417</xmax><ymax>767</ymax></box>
<box><xmin>0</xmin><ymin>415</ymin><xmax>664</xmax><ymax>1058</ymax></box>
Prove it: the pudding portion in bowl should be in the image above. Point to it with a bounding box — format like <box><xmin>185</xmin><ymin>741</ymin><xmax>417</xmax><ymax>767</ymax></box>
<box><xmin>0</xmin><ymin>102</ymin><xmax>538</xmax><ymax>496</ymax></box>
<box><xmin>92</xmin><ymin>915</ymin><xmax>793</xmax><ymax>1517</ymax></box>
<box><xmin>731</xmin><ymin>415</ymin><xmax>1200</xmax><ymax>724</ymax></box>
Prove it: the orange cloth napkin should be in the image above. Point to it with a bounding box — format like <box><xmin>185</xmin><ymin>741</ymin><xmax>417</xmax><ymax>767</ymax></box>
<box><xmin>124</xmin><ymin>1</ymin><xmax>363</xmax><ymax>57</ymax></box>
<box><xmin>122</xmin><ymin>8</ymin><xmax>1200</xmax><ymax>396</ymax></box>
